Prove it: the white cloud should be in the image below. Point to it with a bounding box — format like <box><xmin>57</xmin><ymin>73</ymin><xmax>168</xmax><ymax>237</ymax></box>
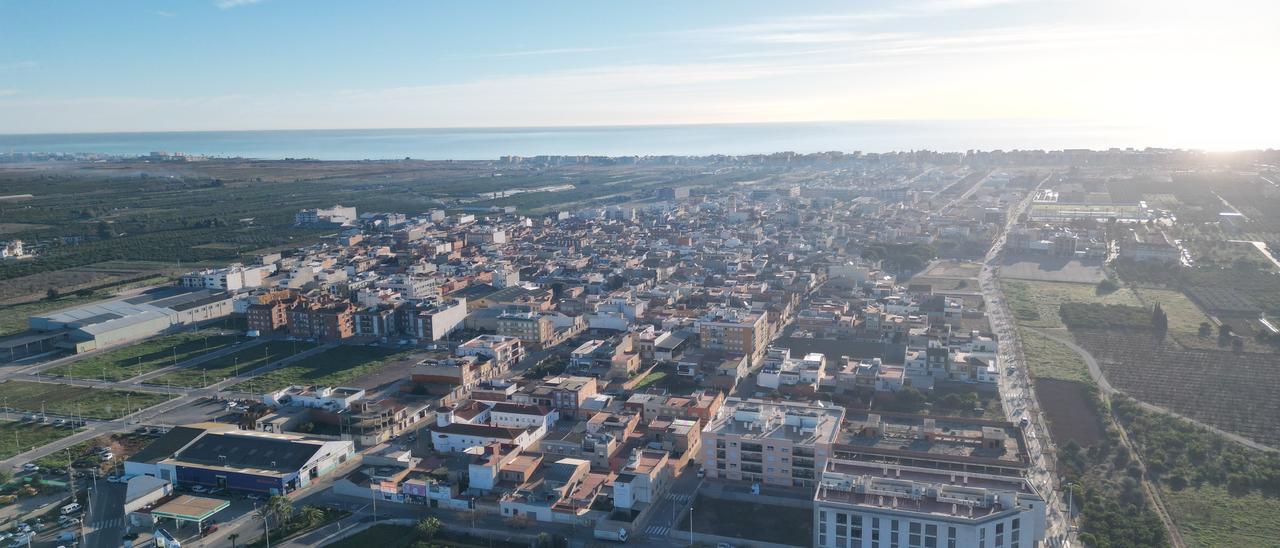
<box><xmin>154</xmin><ymin>10</ymin><xmax>177</xmax><ymax>17</ymax></box>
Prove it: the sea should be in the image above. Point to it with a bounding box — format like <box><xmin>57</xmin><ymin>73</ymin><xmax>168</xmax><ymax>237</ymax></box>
<box><xmin>0</xmin><ymin>120</ymin><xmax>1153</xmax><ymax>161</ymax></box>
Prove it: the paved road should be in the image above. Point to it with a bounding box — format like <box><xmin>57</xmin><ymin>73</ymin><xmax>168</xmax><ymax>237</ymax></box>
<box><xmin>637</xmin><ymin>469</ymin><xmax>701</xmax><ymax>541</ymax></box>
<box><xmin>83</xmin><ymin>481</ymin><xmax>126</xmax><ymax>548</ymax></box>
<box><xmin>978</xmin><ymin>173</ymin><xmax>1074</xmax><ymax>547</ymax></box>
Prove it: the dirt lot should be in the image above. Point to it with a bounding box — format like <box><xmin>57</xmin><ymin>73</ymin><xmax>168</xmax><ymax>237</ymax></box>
<box><xmin>999</xmin><ymin>256</ymin><xmax>1106</xmax><ymax>283</ymax></box>
<box><xmin>1035</xmin><ymin>378</ymin><xmax>1105</xmax><ymax>447</ymax></box>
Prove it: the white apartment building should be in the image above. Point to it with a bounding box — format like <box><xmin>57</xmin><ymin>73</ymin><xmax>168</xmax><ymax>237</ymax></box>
<box><xmin>813</xmin><ymin>412</ymin><xmax>1045</xmax><ymax>548</ymax></box>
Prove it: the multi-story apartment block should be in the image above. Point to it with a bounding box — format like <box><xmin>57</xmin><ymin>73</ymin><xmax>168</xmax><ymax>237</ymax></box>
<box><xmin>812</xmin><ymin>411</ymin><xmax>1044</xmax><ymax>548</ymax></box>
<box><xmin>701</xmin><ymin>398</ymin><xmax>846</xmax><ymax>488</ymax></box>
<box><xmin>698</xmin><ymin>309</ymin><xmax>769</xmax><ymax>363</ymax></box>
<box><xmin>496</xmin><ymin>309</ymin><xmax>556</xmax><ymax>348</ymax></box>
<box><xmin>457</xmin><ymin>334</ymin><xmax>525</xmax><ymax>371</ymax></box>
<box><xmin>287</xmin><ymin>300</ymin><xmax>355</xmax><ymax>340</ymax></box>
<box><xmin>394</xmin><ymin>298</ymin><xmax>467</xmax><ymax>341</ymax></box>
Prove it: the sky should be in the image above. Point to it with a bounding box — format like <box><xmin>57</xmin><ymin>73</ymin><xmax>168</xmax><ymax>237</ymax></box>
<box><xmin>0</xmin><ymin>0</ymin><xmax>1277</xmax><ymax>149</ymax></box>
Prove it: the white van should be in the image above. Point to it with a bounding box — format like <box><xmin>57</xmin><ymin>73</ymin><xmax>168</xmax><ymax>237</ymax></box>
<box><xmin>59</xmin><ymin>503</ymin><xmax>81</xmax><ymax>515</ymax></box>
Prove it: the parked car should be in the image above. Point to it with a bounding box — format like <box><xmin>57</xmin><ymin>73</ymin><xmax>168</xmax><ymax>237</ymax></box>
<box><xmin>21</xmin><ymin>463</ymin><xmax>37</xmax><ymax>472</ymax></box>
<box><xmin>191</xmin><ymin>485</ymin><xmax>208</xmax><ymax>494</ymax></box>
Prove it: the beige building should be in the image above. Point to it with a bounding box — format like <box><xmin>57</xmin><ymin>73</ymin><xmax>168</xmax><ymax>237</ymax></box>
<box><xmin>701</xmin><ymin>398</ymin><xmax>846</xmax><ymax>488</ymax></box>
<box><xmin>698</xmin><ymin>310</ymin><xmax>769</xmax><ymax>363</ymax></box>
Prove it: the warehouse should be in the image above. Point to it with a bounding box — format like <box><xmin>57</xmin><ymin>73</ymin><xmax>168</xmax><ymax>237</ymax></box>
<box><xmin>27</xmin><ymin>286</ymin><xmax>235</xmax><ymax>353</ymax></box>
<box><xmin>126</xmin><ymin>423</ymin><xmax>355</xmax><ymax>495</ymax></box>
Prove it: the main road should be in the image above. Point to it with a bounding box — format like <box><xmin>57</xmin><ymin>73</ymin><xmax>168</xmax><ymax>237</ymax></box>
<box><xmin>977</xmin><ymin>173</ymin><xmax>1075</xmax><ymax>547</ymax></box>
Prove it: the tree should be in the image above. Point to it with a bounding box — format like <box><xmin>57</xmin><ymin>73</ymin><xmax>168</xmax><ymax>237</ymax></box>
<box><xmin>266</xmin><ymin>494</ymin><xmax>294</xmax><ymax>525</ymax></box>
<box><xmin>414</xmin><ymin>516</ymin><xmax>443</xmax><ymax>541</ymax></box>
<box><xmin>1096</xmin><ymin>279</ymin><xmax>1119</xmax><ymax>294</ymax></box>
<box><xmin>45</xmin><ymin>288</ymin><xmax>60</xmax><ymax>301</ymax></box>
<box><xmin>1151</xmin><ymin>303</ymin><xmax>1168</xmax><ymax>337</ymax></box>
<box><xmin>298</xmin><ymin>506</ymin><xmax>324</xmax><ymax>528</ymax></box>
<box><xmin>228</xmin><ymin>533</ymin><xmax>240</xmax><ymax>548</ymax></box>
<box><xmin>1199</xmin><ymin>322</ymin><xmax>1213</xmax><ymax>337</ymax></box>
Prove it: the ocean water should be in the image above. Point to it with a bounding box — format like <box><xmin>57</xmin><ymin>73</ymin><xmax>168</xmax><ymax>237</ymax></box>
<box><xmin>0</xmin><ymin>120</ymin><xmax>1147</xmax><ymax>161</ymax></box>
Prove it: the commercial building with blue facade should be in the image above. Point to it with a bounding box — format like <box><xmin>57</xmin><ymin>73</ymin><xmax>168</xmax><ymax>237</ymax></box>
<box><xmin>126</xmin><ymin>423</ymin><xmax>354</xmax><ymax>495</ymax></box>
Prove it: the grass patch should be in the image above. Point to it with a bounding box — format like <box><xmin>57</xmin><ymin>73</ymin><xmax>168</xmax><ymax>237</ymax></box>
<box><xmin>1019</xmin><ymin>329</ymin><xmax>1092</xmax><ymax>384</ymax></box>
<box><xmin>0</xmin><ymin>380</ymin><xmax>171</xmax><ymax>420</ymax></box>
<box><xmin>0</xmin><ymin>421</ymin><xmax>80</xmax><ymax>460</ymax></box>
<box><xmin>679</xmin><ymin>494</ymin><xmax>812</xmax><ymax>545</ymax></box>
<box><xmin>231</xmin><ymin>346</ymin><xmax>409</xmax><ymax>393</ymax></box>
<box><xmin>632</xmin><ymin>371</ymin><xmax>666</xmax><ymax>390</ymax></box>
<box><xmin>1003</xmin><ymin>280</ymin><xmax>1142</xmax><ymax>329</ymax></box>
<box><xmin>47</xmin><ymin>330</ymin><xmax>242</xmax><ymax>381</ymax></box>
<box><xmin>151</xmin><ymin>340</ymin><xmax>315</xmax><ymax>388</ymax></box>
<box><xmin>1162</xmin><ymin>484</ymin><xmax>1280</xmax><ymax>547</ymax></box>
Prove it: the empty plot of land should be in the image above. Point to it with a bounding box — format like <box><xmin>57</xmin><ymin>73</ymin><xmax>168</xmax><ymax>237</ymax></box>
<box><xmin>150</xmin><ymin>339</ymin><xmax>315</xmax><ymax>388</ymax></box>
<box><xmin>230</xmin><ymin>345</ymin><xmax>410</xmax><ymax>393</ymax></box>
<box><xmin>1002</xmin><ymin>280</ymin><xmax>1141</xmax><ymax>329</ymax></box>
<box><xmin>47</xmin><ymin>330</ymin><xmax>242</xmax><ymax>382</ymax></box>
<box><xmin>0</xmin><ymin>421</ymin><xmax>81</xmax><ymax>460</ymax></box>
<box><xmin>0</xmin><ymin>380</ymin><xmax>172</xmax><ymax>420</ymax></box>
<box><xmin>680</xmin><ymin>494</ymin><xmax>813</xmax><ymax>546</ymax></box>
<box><xmin>919</xmin><ymin>260</ymin><xmax>983</xmax><ymax>279</ymax></box>
<box><xmin>1020</xmin><ymin>329</ymin><xmax>1091</xmax><ymax>384</ymax></box>
<box><xmin>999</xmin><ymin>256</ymin><xmax>1106</xmax><ymax>284</ymax></box>
<box><xmin>1035</xmin><ymin>378</ymin><xmax>1105</xmax><ymax>448</ymax></box>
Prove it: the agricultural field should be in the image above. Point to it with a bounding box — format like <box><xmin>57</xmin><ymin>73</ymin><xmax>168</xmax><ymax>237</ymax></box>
<box><xmin>1001</xmin><ymin>280</ymin><xmax>1142</xmax><ymax>329</ymax></box>
<box><xmin>0</xmin><ymin>380</ymin><xmax>172</xmax><ymax>420</ymax></box>
<box><xmin>1113</xmin><ymin>396</ymin><xmax>1280</xmax><ymax>548</ymax></box>
<box><xmin>0</xmin><ymin>421</ymin><xmax>81</xmax><ymax>460</ymax></box>
<box><xmin>151</xmin><ymin>339</ymin><xmax>316</xmax><ymax>388</ymax></box>
<box><xmin>230</xmin><ymin>345</ymin><xmax>410</xmax><ymax>393</ymax></box>
<box><xmin>47</xmin><ymin>330</ymin><xmax>243</xmax><ymax>382</ymax></box>
<box><xmin>0</xmin><ymin>260</ymin><xmax>180</xmax><ymax>305</ymax></box>
<box><xmin>1075</xmin><ymin>329</ymin><xmax>1280</xmax><ymax>448</ymax></box>
<box><xmin>1162</xmin><ymin>486</ymin><xmax>1280</xmax><ymax>548</ymax></box>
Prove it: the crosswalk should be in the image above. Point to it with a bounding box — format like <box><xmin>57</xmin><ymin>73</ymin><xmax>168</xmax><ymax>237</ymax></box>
<box><xmin>666</xmin><ymin>492</ymin><xmax>692</xmax><ymax>503</ymax></box>
<box><xmin>644</xmin><ymin>525</ymin><xmax>670</xmax><ymax>537</ymax></box>
<box><xmin>94</xmin><ymin>517</ymin><xmax>122</xmax><ymax>529</ymax></box>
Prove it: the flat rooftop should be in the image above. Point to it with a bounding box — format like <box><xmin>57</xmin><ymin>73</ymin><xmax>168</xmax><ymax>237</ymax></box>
<box><xmin>835</xmin><ymin>411</ymin><xmax>1030</xmax><ymax>470</ymax></box>
<box><xmin>705</xmin><ymin>397</ymin><xmax>845</xmax><ymax>446</ymax></box>
<box><xmin>816</xmin><ymin>459</ymin><xmax>1041</xmax><ymax>521</ymax></box>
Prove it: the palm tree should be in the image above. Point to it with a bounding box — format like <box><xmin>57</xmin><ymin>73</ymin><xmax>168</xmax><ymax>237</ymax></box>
<box><xmin>266</xmin><ymin>494</ymin><xmax>294</xmax><ymax>525</ymax></box>
<box><xmin>299</xmin><ymin>506</ymin><xmax>325</xmax><ymax>528</ymax></box>
<box><xmin>228</xmin><ymin>533</ymin><xmax>240</xmax><ymax>548</ymax></box>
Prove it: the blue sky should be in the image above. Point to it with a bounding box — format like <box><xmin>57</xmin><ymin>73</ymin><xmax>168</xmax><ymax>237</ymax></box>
<box><xmin>0</xmin><ymin>0</ymin><xmax>1276</xmax><ymax>148</ymax></box>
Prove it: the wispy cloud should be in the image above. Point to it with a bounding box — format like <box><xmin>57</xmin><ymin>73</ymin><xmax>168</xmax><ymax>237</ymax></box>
<box><xmin>154</xmin><ymin>10</ymin><xmax>177</xmax><ymax>17</ymax></box>
<box><xmin>482</xmin><ymin>46</ymin><xmax>619</xmax><ymax>58</ymax></box>
<box><xmin>0</xmin><ymin>89</ymin><xmax>19</xmax><ymax>98</ymax></box>
<box><xmin>215</xmin><ymin>0</ymin><xmax>263</xmax><ymax>9</ymax></box>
